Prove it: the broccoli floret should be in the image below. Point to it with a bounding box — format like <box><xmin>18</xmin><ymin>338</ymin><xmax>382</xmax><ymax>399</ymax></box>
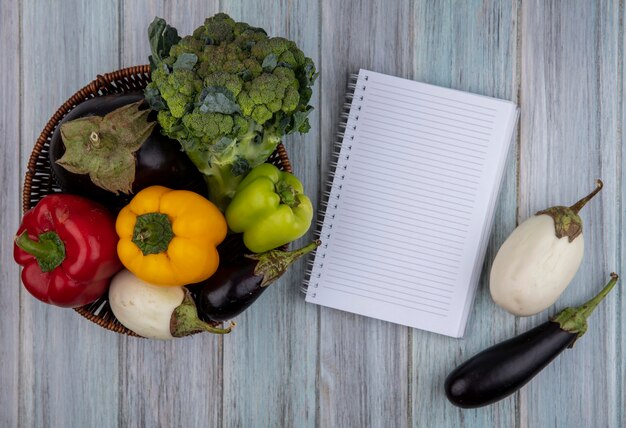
<box><xmin>194</xmin><ymin>13</ymin><xmax>237</xmax><ymax>44</ymax></box>
<box><xmin>153</xmin><ymin>68</ymin><xmax>202</xmax><ymax>118</ymax></box>
<box><xmin>182</xmin><ymin>110</ymin><xmax>234</xmax><ymax>142</ymax></box>
<box><xmin>145</xmin><ymin>14</ymin><xmax>317</xmax><ymax>209</ymax></box>
<box><xmin>169</xmin><ymin>36</ymin><xmax>204</xmax><ymax>58</ymax></box>
<box><xmin>203</xmin><ymin>71</ymin><xmax>243</xmax><ymax>97</ymax></box>
<box><xmin>250</xmin><ymin>37</ymin><xmax>295</xmax><ymax>61</ymax></box>
<box><xmin>156</xmin><ymin>110</ymin><xmax>178</xmax><ymax>132</ymax></box>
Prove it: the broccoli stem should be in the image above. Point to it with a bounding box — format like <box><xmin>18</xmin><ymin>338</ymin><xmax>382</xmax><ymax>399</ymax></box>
<box><xmin>179</xmin><ymin>120</ymin><xmax>284</xmax><ymax>212</ymax></box>
<box><xmin>238</xmin><ymin>127</ymin><xmax>282</xmax><ymax>167</ymax></box>
<box><xmin>205</xmin><ymin>164</ymin><xmax>242</xmax><ymax>212</ymax></box>
<box><xmin>205</xmin><ymin>128</ymin><xmax>283</xmax><ymax>211</ymax></box>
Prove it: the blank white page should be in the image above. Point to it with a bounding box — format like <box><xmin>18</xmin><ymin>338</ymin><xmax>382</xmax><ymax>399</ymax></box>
<box><xmin>305</xmin><ymin>69</ymin><xmax>518</xmax><ymax>337</ymax></box>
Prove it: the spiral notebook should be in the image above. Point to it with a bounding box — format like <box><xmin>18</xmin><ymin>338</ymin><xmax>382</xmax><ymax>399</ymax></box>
<box><xmin>304</xmin><ymin>69</ymin><xmax>518</xmax><ymax>338</ymax></box>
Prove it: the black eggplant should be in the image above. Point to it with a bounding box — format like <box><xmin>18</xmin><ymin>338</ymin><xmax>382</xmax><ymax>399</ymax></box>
<box><xmin>191</xmin><ymin>239</ymin><xmax>321</xmax><ymax>322</ymax></box>
<box><xmin>445</xmin><ymin>273</ymin><xmax>619</xmax><ymax>409</ymax></box>
<box><xmin>49</xmin><ymin>92</ymin><xmax>207</xmax><ymax>208</ymax></box>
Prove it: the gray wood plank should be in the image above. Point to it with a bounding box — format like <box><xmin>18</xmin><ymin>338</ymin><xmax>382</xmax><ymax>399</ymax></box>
<box><xmin>318</xmin><ymin>1</ymin><xmax>415</xmax><ymax>426</ymax></box>
<box><xmin>4</xmin><ymin>2</ymin><xmax>623</xmax><ymax>427</ymax></box>
<box><xmin>620</xmin><ymin>2</ymin><xmax>626</xmax><ymax>424</ymax></box>
<box><xmin>121</xmin><ymin>0</ymin><xmax>222</xmax><ymax>65</ymax></box>
<box><xmin>119</xmin><ymin>3</ymin><xmax>223</xmax><ymax>428</ymax></box>
<box><xmin>118</xmin><ymin>335</ymin><xmax>223</xmax><ymax>428</ymax></box>
<box><xmin>19</xmin><ymin>1</ymin><xmax>121</xmax><ymax>427</ymax></box>
<box><xmin>519</xmin><ymin>1</ymin><xmax>621</xmax><ymax>427</ymax></box>
<box><xmin>0</xmin><ymin>0</ymin><xmax>21</xmax><ymax>426</ymax></box>
<box><xmin>217</xmin><ymin>2</ymin><xmax>320</xmax><ymax>427</ymax></box>
<box><xmin>410</xmin><ymin>2</ymin><xmax>519</xmax><ymax>427</ymax></box>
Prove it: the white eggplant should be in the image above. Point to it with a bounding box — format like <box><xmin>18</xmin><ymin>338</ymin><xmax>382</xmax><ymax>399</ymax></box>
<box><xmin>489</xmin><ymin>180</ymin><xmax>603</xmax><ymax>316</ymax></box>
<box><xmin>108</xmin><ymin>269</ymin><xmax>233</xmax><ymax>339</ymax></box>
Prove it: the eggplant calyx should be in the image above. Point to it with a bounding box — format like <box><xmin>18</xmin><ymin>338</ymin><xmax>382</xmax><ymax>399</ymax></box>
<box><xmin>535</xmin><ymin>206</ymin><xmax>582</xmax><ymax>243</ymax></box>
<box><xmin>56</xmin><ymin>101</ymin><xmax>156</xmax><ymax>194</ymax></box>
<box><xmin>552</xmin><ymin>272</ymin><xmax>618</xmax><ymax>346</ymax></box>
<box><xmin>170</xmin><ymin>289</ymin><xmax>235</xmax><ymax>337</ymax></box>
<box><xmin>536</xmin><ymin>179</ymin><xmax>603</xmax><ymax>243</ymax></box>
<box><xmin>246</xmin><ymin>240</ymin><xmax>321</xmax><ymax>287</ymax></box>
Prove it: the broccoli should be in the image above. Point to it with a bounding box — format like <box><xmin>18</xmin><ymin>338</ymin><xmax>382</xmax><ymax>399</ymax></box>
<box><xmin>144</xmin><ymin>13</ymin><xmax>317</xmax><ymax>210</ymax></box>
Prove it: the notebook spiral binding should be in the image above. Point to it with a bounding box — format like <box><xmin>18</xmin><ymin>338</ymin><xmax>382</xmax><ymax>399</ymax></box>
<box><xmin>301</xmin><ymin>72</ymin><xmax>368</xmax><ymax>296</ymax></box>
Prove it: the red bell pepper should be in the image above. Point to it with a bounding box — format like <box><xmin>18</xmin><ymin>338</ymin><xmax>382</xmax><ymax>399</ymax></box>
<box><xmin>13</xmin><ymin>194</ymin><xmax>122</xmax><ymax>308</ymax></box>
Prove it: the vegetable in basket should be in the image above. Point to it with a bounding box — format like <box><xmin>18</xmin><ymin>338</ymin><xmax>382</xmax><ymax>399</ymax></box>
<box><xmin>49</xmin><ymin>93</ymin><xmax>207</xmax><ymax>207</ymax></box>
<box><xmin>116</xmin><ymin>185</ymin><xmax>227</xmax><ymax>286</ymax></box>
<box><xmin>489</xmin><ymin>180</ymin><xmax>603</xmax><ymax>316</ymax></box>
<box><xmin>13</xmin><ymin>194</ymin><xmax>122</xmax><ymax>308</ymax></box>
<box><xmin>225</xmin><ymin>163</ymin><xmax>313</xmax><ymax>253</ymax></box>
<box><xmin>446</xmin><ymin>273</ymin><xmax>618</xmax><ymax>408</ymax></box>
<box><xmin>108</xmin><ymin>269</ymin><xmax>233</xmax><ymax>339</ymax></box>
<box><xmin>191</xmin><ymin>239</ymin><xmax>320</xmax><ymax>322</ymax></box>
<box><xmin>144</xmin><ymin>13</ymin><xmax>318</xmax><ymax>210</ymax></box>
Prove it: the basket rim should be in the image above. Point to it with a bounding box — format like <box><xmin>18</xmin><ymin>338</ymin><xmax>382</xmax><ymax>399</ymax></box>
<box><xmin>22</xmin><ymin>65</ymin><xmax>292</xmax><ymax>338</ymax></box>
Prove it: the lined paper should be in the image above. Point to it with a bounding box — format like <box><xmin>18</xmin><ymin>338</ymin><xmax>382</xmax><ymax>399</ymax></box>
<box><xmin>305</xmin><ymin>70</ymin><xmax>518</xmax><ymax>337</ymax></box>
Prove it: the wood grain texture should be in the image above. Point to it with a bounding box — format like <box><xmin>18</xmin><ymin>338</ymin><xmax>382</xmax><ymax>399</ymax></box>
<box><xmin>0</xmin><ymin>0</ymin><xmax>21</xmax><ymax>426</ymax></box>
<box><xmin>519</xmin><ymin>1</ymin><xmax>621</xmax><ymax>427</ymax></box>
<box><xmin>119</xmin><ymin>3</ymin><xmax>223</xmax><ymax>428</ymax></box>
<box><xmin>19</xmin><ymin>1</ymin><xmax>121</xmax><ymax>427</ymax></box>
<box><xmin>410</xmin><ymin>1</ymin><xmax>519</xmax><ymax>427</ymax></box>
<box><xmin>218</xmin><ymin>2</ymin><xmax>320</xmax><ymax>427</ymax></box>
<box><xmin>620</xmin><ymin>2</ymin><xmax>626</xmax><ymax>424</ymax></box>
<box><xmin>2</xmin><ymin>1</ymin><xmax>625</xmax><ymax>427</ymax></box>
<box><xmin>318</xmin><ymin>1</ymin><xmax>414</xmax><ymax>427</ymax></box>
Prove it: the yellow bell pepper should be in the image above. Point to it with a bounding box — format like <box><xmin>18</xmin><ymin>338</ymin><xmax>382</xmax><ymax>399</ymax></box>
<box><xmin>116</xmin><ymin>186</ymin><xmax>227</xmax><ymax>286</ymax></box>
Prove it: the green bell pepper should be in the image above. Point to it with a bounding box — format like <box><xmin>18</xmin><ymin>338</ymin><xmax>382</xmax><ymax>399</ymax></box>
<box><xmin>225</xmin><ymin>163</ymin><xmax>313</xmax><ymax>253</ymax></box>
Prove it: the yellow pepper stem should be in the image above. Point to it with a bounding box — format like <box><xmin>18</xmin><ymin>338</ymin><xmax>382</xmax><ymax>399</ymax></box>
<box><xmin>132</xmin><ymin>212</ymin><xmax>174</xmax><ymax>255</ymax></box>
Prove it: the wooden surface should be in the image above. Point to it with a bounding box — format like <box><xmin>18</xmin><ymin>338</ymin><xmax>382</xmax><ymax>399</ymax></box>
<box><xmin>1</xmin><ymin>0</ymin><xmax>623</xmax><ymax>427</ymax></box>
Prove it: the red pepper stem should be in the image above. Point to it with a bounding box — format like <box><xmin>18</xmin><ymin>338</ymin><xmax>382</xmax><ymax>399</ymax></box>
<box><xmin>15</xmin><ymin>230</ymin><xmax>66</xmax><ymax>273</ymax></box>
<box><xmin>569</xmin><ymin>179</ymin><xmax>603</xmax><ymax>214</ymax></box>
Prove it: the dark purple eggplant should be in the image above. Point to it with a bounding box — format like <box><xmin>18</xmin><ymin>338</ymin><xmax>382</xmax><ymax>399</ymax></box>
<box><xmin>191</xmin><ymin>239</ymin><xmax>320</xmax><ymax>322</ymax></box>
<box><xmin>49</xmin><ymin>92</ymin><xmax>207</xmax><ymax>208</ymax></box>
<box><xmin>445</xmin><ymin>272</ymin><xmax>619</xmax><ymax>408</ymax></box>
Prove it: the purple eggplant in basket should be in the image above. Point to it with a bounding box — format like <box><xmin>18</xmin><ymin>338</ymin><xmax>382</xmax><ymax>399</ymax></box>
<box><xmin>49</xmin><ymin>92</ymin><xmax>207</xmax><ymax>208</ymax></box>
<box><xmin>190</xmin><ymin>237</ymin><xmax>320</xmax><ymax>322</ymax></box>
